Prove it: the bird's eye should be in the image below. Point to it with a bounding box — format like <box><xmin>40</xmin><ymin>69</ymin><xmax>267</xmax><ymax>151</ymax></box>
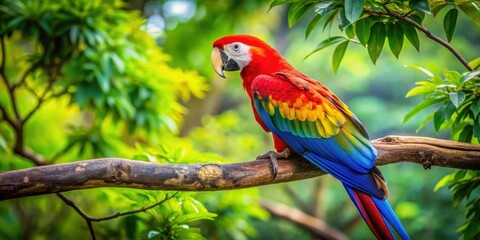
<box><xmin>232</xmin><ymin>43</ymin><xmax>240</xmax><ymax>51</ymax></box>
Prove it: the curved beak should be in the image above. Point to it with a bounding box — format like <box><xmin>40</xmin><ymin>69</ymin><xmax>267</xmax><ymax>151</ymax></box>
<box><xmin>211</xmin><ymin>47</ymin><xmax>226</xmax><ymax>78</ymax></box>
<box><xmin>211</xmin><ymin>47</ymin><xmax>240</xmax><ymax>78</ymax></box>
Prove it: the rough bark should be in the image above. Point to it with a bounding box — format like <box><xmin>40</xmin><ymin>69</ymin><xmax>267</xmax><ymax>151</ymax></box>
<box><xmin>1</xmin><ymin>135</ymin><xmax>479</xmax><ymax>200</ymax></box>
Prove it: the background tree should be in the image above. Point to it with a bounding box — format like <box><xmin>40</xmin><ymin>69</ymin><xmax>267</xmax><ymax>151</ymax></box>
<box><xmin>0</xmin><ymin>0</ymin><xmax>479</xmax><ymax>239</ymax></box>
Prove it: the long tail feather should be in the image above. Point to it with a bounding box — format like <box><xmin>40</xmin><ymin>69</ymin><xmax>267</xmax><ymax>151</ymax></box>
<box><xmin>345</xmin><ymin>185</ymin><xmax>410</xmax><ymax>240</ymax></box>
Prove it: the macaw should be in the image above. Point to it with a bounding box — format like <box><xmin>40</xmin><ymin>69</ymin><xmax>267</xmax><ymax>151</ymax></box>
<box><xmin>210</xmin><ymin>34</ymin><xmax>410</xmax><ymax>240</ymax></box>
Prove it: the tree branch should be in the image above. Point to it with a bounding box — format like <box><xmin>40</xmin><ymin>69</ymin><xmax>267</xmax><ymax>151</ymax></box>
<box><xmin>1</xmin><ymin>135</ymin><xmax>479</xmax><ymax>200</ymax></box>
<box><xmin>0</xmin><ymin>104</ymin><xmax>17</xmax><ymax>128</ymax></box>
<box><xmin>261</xmin><ymin>200</ymin><xmax>348</xmax><ymax>240</ymax></box>
<box><xmin>56</xmin><ymin>192</ymin><xmax>178</xmax><ymax>240</ymax></box>
<box><xmin>12</xmin><ymin>147</ymin><xmax>46</xmax><ymax>166</ymax></box>
<box><xmin>0</xmin><ymin>37</ymin><xmax>22</xmax><ymax>121</ymax></box>
<box><xmin>56</xmin><ymin>193</ymin><xmax>97</xmax><ymax>239</ymax></box>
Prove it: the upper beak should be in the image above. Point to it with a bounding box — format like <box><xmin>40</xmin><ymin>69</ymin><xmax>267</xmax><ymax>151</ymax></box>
<box><xmin>211</xmin><ymin>47</ymin><xmax>240</xmax><ymax>78</ymax></box>
<box><xmin>211</xmin><ymin>47</ymin><xmax>226</xmax><ymax>78</ymax></box>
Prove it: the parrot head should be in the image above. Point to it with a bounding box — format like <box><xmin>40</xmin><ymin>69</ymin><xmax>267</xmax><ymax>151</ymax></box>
<box><xmin>211</xmin><ymin>35</ymin><xmax>290</xmax><ymax>79</ymax></box>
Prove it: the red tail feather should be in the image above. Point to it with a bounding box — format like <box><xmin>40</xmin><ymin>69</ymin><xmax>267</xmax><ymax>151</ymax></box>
<box><xmin>352</xmin><ymin>189</ymin><xmax>394</xmax><ymax>240</ymax></box>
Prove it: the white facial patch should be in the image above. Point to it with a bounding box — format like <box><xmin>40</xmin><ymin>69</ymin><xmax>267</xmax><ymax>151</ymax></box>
<box><xmin>224</xmin><ymin>42</ymin><xmax>252</xmax><ymax>70</ymax></box>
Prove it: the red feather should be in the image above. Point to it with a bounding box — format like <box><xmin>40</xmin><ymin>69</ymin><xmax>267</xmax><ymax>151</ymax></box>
<box><xmin>353</xmin><ymin>189</ymin><xmax>394</xmax><ymax>240</ymax></box>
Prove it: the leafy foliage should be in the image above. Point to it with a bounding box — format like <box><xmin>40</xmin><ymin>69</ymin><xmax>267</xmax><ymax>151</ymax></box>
<box><xmin>273</xmin><ymin>0</ymin><xmax>479</xmax><ymax>70</ymax></box>
<box><xmin>435</xmin><ymin>170</ymin><xmax>480</xmax><ymax>240</ymax></box>
<box><xmin>404</xmin><ymin>66</ymin><xmax>480</xmax><ymax>238</ymax></box>
<box><xmin>0</xmin><ymin>0</ymin><xmax>208</xmax><ymax>149</ymax></box>
<box><xmin>135</xmin><ymin>193</ymin><xmax>217</xmax><ymax>240</ymax></box>
<box><xmin>0</xmin><ymin>0</ymin><xmax>226</xmax><ymax>239</ymax></box>
<box><xmin>404</xmin><ymin>67</ymin><xmax>480</xmax><ymax>142</ymax></box>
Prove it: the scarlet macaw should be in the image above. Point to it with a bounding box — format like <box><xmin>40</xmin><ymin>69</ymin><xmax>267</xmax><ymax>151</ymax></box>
<box><xmin>210</xmin><ymin>34</ymin><xmax>410</xmax><ymax>240</ymax></box>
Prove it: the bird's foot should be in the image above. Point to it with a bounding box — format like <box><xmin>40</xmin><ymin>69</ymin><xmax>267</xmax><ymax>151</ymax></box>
<box><xmin>256</xmin><ymin>148</ymin><xmax>291</xmax><ymax>180</ymax></box>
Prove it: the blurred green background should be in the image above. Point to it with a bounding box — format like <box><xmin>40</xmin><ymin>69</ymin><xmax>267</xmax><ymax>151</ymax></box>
<box><xmin>0</xmin><ymin>0</ymin><xmax>478</xmax><ymax>239</ymax></box>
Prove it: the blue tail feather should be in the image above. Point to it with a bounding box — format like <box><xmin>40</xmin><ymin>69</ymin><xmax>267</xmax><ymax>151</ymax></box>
<box><xmin>345</xmin><ymin>185</ymin><xmax>410</xmax><ymax>240</ymax></box>
<box><xmin>372</xmin><ymin>197</ymin><xmax>410</xmax><ymax>239</ymax></box>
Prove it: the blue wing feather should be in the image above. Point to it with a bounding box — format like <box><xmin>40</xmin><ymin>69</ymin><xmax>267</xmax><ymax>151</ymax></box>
<box><xmin>253</xmin><ymin>96</ymin><xmax>384</xmax><ymax>198</ymax></box>
<box><xmin>371</xmin><ymin>197</ymin><xmax>410</xmax><ymax>239</ymax></box>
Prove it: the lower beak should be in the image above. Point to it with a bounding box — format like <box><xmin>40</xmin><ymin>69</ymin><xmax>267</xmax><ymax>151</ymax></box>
<box><xmin>211</xmin><ymin>47</ymin><xmax>226</xmax><ymax>78</ymax></box>
<box><xmin>211</xmin><ymin>47</ymin><xmax>240</xmax><ymax>78</ymax></box>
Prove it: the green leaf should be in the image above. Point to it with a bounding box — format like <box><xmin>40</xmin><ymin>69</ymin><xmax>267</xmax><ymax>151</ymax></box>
<box><xmin>332</xmin><ymin>40</ymin><xmax>349</xmax><ymax>74</ymax></box>
<box><xmin>459</xmin><ymin>2</ymin><xmax>480</xmax><ymax>27</ymax></box>
<box><xmin>338</xmin><ymin>8</ymin><xmax>352</xmax><ymax>29</ymax></box>
<box><xmin>460</xmin><ymin>218</ymin><xmax>480</xmax><ymax>240</ymax></box>
<box><xmin>400</xmin><ymin>20</ymin><xmax>420</xmax><ymax>51</ymax></box>
<box><xmin>405</xmin><ymin>64</ymin><xmax>434</xmax><ymax>77</ymax></box>
<box><xmin>403</xmin><ymin>97</ymin><xmax>445</xmax><ymax>123</ymax></box>
<box><xmin>161</xmin><ymin>196</ymin><xmax>182</xmax><ymax>213</ymax></box>
<box><xmin>322</xmin><ymin>10</ymin><xmax>339</xmax><ymax>31</ymax></box>
<box><xmin>455</xmin><ymin>103</ymin><xmax>473</xmax><ymax>126</ymax></box>
<box><xmin>345</xmin><ymin>24</ymin><xmax>355</xmax><ymax>39</ymax></box>
<box><xmin>443</xmin><ymin>101</ymin><xmax>457</xmax><ymax>120</ymax></box>
<box><xmin>175</xmin><ymin>227</ymin><xmax>207</xmax><ymax>240</ymax></box>
<box><xmin>463</xmin><ymin>71</ymin><xmax>480</xmax><ymax>83</ymax></box>
<box><xmin>94</xmin><ymin>67</ymin><xmax>110</xmax><ymax>93</ymax></box>
<box><xmin>409</xmin><ymin>0</ymin><xmax>431</xmax><ymax>15</ymax></box>
<box><xmin>111</xmin><ymin>53</ymin><xmax>125</xmax><ymax>73</ymax></box>
<box><xmin>148</xmin><ymin>230</ymin><xmax>160</xmax><ymax>239</ymax></box>
<box><xmin>182</xmin><ymin>196</ymin><xmax>210</xmax><ymax>214</ymax></box>
<box><xmin>288</xmin><ymin>1</ymin><xmax>315</xmax><ymax>28</ymax></box>
<box><xmin>355</xmin><ymin>17</ymin><xmax>375</xmax><ymax>46</ymax></box>
<box><xmin>416</xmin><ymin>111</ymin><xmax>434</xmax><ymax>132</ymax></box>
<box><xmin>449</xmin><ymin>92</ymin><xmax>466</xmax><ymax>108</ymax></box>
<box><xmin>70</xmin><ymin>25</ymin><xmax>80</xmax><ymax>44</ymax></box>
<box><xmin>314</xmin><ymin>1</ymin><xmax>338</xmax><ymax>16</ymax></box>
<box><xmin>367</xmin><ymin>22</ymin><xmax>386</xmax><ymax>64</ymax></box>
<box><xmin>433</xmin><ymin>104</ymin><xmax>447</xmax><ymax>132</ymax></box>
<box><xmin>469</xmin><ymin>57</ymin><xmax>480</xmax><ymax>70</ymax></box>
<box><xmin>470</xmin><ymin>99</ymin><xmax>480</xmax><ymax>117</ymax></box>
<box><xmin>101</xmin><ymin>53</ymin><xmax>113</xmax><ymax>78</ymax></box>
<box><xmin>405</xmin><ymin>82</ymin><xmax>436</xmax><ymax>97</ymax></box>
<box><xmin>304</xmin><ymin>36</ymin><xmax>347</xmax><ymax>59</ymax></box>
<box><xmin>305</xmin><ymin>14</ymin><xmax>323</xmax><ymax>39</ymax></box>
<box><xmin>344</xmin><ymin>0</ymin><xmax>364</xmax><ymax>23</ymax></box>
<box><xmin>443</xmin><ymin>8</ymin><xmax>458</xmax><ymax>42</ymax></box>
<box><xmin>0</xmin><ymin>134</ymin><xmax>7</xmax><ymax>152</ymax></box>
<box><xmin>453</xmin><ymin>170</ymin><xmax>468</xmax><ymax>182</ymax></box>
<box><xmin>431</xmin><ymin>75</ymin><xmax>445</xmax><ymax>85</ymax></box>
<box><xmin>269</xmin><ymin>0</ymin><xmax>300</xmax><ymax>11</ymax></box>
<box><xmin>82</xmin><ymin>28</ymin><xmax>96</xmax><ymax>46</ymax></box>
<box><xmin>387</xmin><ymin>22</ymin><xmax>404</xmax><ymax>58</ymax></box>
<box><xmin>473</xmin><ymin>122</ymin><xmax>480</xmax><ymax>139</ymax></box>
<box><xmin>443</xmin><ymin>69</ymin><xmax>462</xmax><ymax>87</ymax></box>
<box><xmin>459</xmin><ymin>125</ymin><xmax>473</xmax><ymax>142</ymax></box>
<box><xmin>434</xmin><ymin>173</ymin><xmax>454</xmax><ymax>191</ymax></box>
<box><xmin>173</xmin><ymin>213</ymin><xmax>217</xmax><ymax>225</ymax></box>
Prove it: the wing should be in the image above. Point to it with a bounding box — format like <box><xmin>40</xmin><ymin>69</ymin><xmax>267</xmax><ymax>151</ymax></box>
<box><xmin>251</xmin><ymin>73</ymin><xmax>383</xmax><ymax>198</ymax></box>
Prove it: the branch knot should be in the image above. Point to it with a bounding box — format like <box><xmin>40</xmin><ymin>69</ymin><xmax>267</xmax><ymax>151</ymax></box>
<box><xmin>198</xmin><ymin>164</ymin><xmax>222</xmax><ymax>181</ymax></box>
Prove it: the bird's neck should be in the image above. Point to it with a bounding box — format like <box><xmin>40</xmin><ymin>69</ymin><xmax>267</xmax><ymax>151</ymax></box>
<box><xmin>240</xmin><ymin>55</ymin><xmax>293</xmax><ymax>93</ymax></box>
